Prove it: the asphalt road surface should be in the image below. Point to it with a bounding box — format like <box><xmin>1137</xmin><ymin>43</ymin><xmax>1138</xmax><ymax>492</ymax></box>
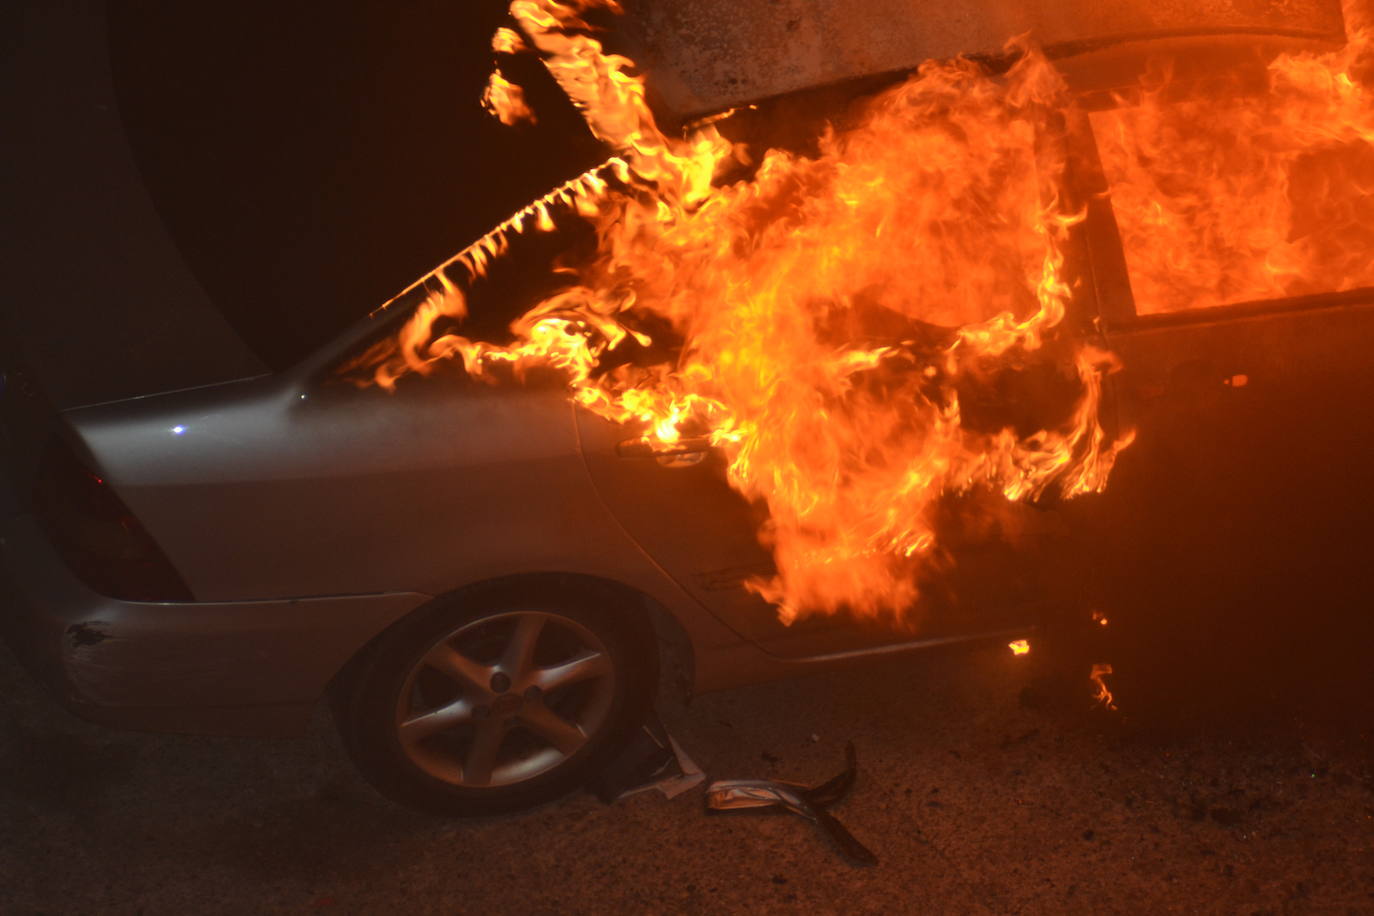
<box><xmin>3</xmin><ymin>631</ymin><xmax>1371</xmax><ymax>914</ymax></box>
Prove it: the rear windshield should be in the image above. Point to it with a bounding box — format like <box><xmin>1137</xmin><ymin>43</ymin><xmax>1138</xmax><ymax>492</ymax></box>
<box><xmin>107</xmin><ymin>2</ymin><xmax>605</xmax><ymax>370</ymax></box>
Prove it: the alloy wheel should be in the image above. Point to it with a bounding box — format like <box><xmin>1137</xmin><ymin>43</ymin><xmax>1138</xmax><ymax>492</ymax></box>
<box><xmin>394</xmin><ymin>610</ymin><xmax>617</xmax><ymax>788</ymax></box>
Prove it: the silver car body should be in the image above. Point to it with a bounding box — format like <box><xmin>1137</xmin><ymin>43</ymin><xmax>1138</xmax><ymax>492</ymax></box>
<box><xmin>1</xmin><ymin>1</ymin><xmax>1356</xmax><ymax>735</ymax></box>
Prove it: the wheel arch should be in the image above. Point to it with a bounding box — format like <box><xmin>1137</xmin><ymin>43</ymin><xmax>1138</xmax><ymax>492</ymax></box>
<box><xmin>328</xmin><ymin>570</ymin><xmax>696</xmax><ymax>706</ymax></box>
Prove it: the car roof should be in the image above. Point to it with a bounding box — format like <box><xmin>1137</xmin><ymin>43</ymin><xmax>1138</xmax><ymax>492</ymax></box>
<box><xmin>620</xmin><ymin>0</ymin><xmax>1347</xmax><ymax>120</ymax></box>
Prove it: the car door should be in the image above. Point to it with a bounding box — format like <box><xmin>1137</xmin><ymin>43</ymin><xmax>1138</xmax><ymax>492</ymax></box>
<box><xmin>1072</xmin><ymin>90</ymin><xmax>1374</xmax><ymax>646</ymax></box>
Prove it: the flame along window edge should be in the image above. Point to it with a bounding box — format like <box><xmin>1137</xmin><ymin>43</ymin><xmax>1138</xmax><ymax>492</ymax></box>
<box><xmin>1084</xmin><ymin>71</ymin><xmax>1374</xmax><ymax>321</ymax></box>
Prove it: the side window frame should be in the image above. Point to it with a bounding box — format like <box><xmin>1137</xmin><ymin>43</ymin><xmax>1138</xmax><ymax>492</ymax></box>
<box><xmin>1060</xmin><ymin>106</ymin><xmax>1130</xmax><ymax>335</ymax></box>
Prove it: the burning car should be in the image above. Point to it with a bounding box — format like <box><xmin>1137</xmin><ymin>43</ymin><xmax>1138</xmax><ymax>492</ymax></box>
<box><xmin>3</xmin><ymin>0</ymin><xmax>1371</xmax><ymax>816</ymax></box>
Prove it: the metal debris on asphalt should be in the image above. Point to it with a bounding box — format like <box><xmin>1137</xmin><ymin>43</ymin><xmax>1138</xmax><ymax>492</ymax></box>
<box><xmin>705</xmin><ymin>741</ymin><xmax>877</xmax><ymax>867</ymax></box>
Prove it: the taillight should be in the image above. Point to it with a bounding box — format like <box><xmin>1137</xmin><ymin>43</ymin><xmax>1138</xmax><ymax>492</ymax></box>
<box><xmin>30</xmin><ymin>438</ymin><xmax>194</xmax><ymax>602</ymax></box>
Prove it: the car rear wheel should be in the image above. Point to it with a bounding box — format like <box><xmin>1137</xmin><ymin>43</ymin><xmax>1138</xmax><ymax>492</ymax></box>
<box><xmin>333</xmin><ymin>584</ymin><xmax>653</xmax><ymax>816</ymax></box>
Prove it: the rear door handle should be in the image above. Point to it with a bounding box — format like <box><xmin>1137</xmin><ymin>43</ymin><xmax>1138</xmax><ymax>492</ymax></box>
<box><xmin>616</xmin><ymin>436</ymin><xmax>713</xmax><ymax>467</ymax></box>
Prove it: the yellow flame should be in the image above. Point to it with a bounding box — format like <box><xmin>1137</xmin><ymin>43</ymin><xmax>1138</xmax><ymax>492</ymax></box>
<box><xmin>482</xmin><ymin>69</ymin><xmax>536</xmax><ymax>126</ymax></box>
<box><xmin>491</xmin><ymin>26</ymin><xmax>527</xmax><ymax>55</ymax></box>
<box><xmin>368</xmin><ymin>1</ymin><xmax>1133</xmax><ymax>622</ymax></box>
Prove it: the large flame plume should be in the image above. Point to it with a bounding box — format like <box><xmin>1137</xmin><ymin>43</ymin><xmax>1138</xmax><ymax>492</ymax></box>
<box><xmin>359</xmin><ymin>0</ymin><xmax>1132</xmax><ymax>623</ymax></box>
<box><xmin>362</xmin><ymin>0</ymin><xmax>1134</xmax><ymax>623</ymax></box>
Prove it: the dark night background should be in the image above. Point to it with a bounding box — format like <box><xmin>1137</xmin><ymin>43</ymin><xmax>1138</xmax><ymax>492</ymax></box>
<box><xmin>107</xmin><ymin>0</ymin><xmax>604</xmax><ymax>369</ymax></box>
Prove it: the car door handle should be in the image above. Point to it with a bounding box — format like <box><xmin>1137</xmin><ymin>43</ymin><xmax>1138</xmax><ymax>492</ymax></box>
<box><xmin>616</xmin><ymin>436</ymin><xmax>713</xmax><ymax>466</ymax></box>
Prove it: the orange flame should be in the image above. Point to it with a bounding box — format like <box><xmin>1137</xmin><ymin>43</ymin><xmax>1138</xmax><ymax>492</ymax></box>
<box><xmin>1092</xmin><ymin>24</ymin><xmax>1374</xmax><ymax>314</ymax></box>
<box><xmin>369</xmin><ymin>1</ymin><xmax>1132</xmax><ymax>623</ymax></box>
<box><xmin>491</xmin><ymin>27</ymin><xmax>527</xmax><ymax>56</ymax></box>
<box><xmin>482</xmin><ymin>69</ymin><xmax>536</xmax><ymax>126</ymax></box>
<box><xmin>1089</xmin><ymin>662</ymin><xmax>1117</xmax><ymax>711</ymax></box>
<box><xmin>1008</xmin><ymin>639</ymin><xmax>1031</xmax><ymax>656</ymax></box>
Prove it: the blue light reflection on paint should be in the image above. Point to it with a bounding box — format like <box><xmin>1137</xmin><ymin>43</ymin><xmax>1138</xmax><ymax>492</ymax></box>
<box><xmin>170</xmin><ymin>425</ymin><xmax>186</xmax><ymax>436</ymax></box>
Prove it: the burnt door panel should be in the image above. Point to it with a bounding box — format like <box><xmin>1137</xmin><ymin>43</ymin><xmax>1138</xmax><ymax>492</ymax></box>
<box><xmin>1105</xmin><ymin>295</ymin><xmax>1374</xmax><ymax>549</ymax></box>
<box><xmin>1093</xmin><ymin>294</ymin><xmax>1374</xmax><ymax>690</ymax></box>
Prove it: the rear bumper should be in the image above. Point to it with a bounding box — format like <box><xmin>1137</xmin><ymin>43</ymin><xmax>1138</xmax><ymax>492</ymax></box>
<box><xmin>0</xmin><ymin>512</ymin><xmax>426</xmax><ymax>736</ymax></box>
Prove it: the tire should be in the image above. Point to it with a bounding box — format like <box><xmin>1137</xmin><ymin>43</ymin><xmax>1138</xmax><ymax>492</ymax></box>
<box><xmin>332</xmin><ymin>582</ymin><xmax>654</xmax><ymax>816</ymax></box>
